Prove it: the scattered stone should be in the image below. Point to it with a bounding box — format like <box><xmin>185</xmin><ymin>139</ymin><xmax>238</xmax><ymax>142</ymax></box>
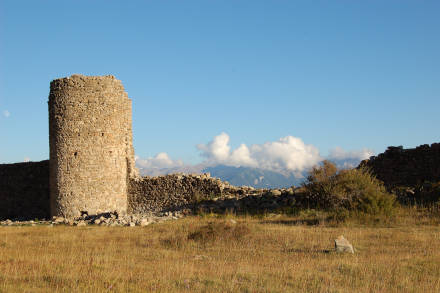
<box><xmin>76</xmin><ymin>221</ymin><xmax>87</xmax><ymax>227</ymax></box>
<box><xmin>54</xmin><ymin>217</ymin><xmax>65</xmax><ymax>224</ymax></box>
<box><xmin>335</xmin><ymin>235</ymin><xmax>354</xmax><ymax>254</ymax></box>
<box><xmin>271</xmin><ymin>189</ymin><xmax>282</xmax><ymax>196</ymax></box>
<box><xmin>140</xmin><ymin>219</ymin><xmax>151</xmax><ymax>227</ymax></box>
<box><xmin>193</xmin><ymin>255</ymin><xmax>209</xmax><ymax>261</ymax></box>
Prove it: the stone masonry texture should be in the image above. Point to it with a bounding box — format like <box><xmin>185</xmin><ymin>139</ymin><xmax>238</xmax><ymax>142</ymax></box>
<box><xmin>360</xmin><ymin>143</ymin><xmax>440</xmax><ymax>189</ymax></box>
<box><xmin>49</xmin><ymin>75</ymin><xmax>137</xmax><ymax>218</ymax></box>
<box><xmin>128</xmin><ymin>173</ymin><xmax>225</xmax><ymax>213</ymax></box>
<box><xmin>0</xmin><ymin>161</ymin><xmax>49</xmax><ymax>220</ymax></box>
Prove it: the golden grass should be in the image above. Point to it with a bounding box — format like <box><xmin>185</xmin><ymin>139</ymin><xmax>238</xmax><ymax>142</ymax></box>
<box><xmin>1</xmin><ymin>210</ymin><xmax>440</xmax><ymax>292</ymax></box>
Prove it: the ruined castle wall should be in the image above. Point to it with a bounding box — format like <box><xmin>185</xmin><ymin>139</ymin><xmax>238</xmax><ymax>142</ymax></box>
<box><xmin>49</xmin><ymin>75</ymin><xmax>136</xmax><ymax>218</ymax></box>
<box><xmin>360</xmin><ymin>143</ymin><xmax>440</xmax><ymax>189</ymax></box>
<box><xmin>0</xmin><ymin>160</ymin><xmax>50</xmax><ymax>220</ymax></box>
<box><xmin>128</xmin><ymin>174</ymin><xmax>225</xmax><ymax>213</ymax></box>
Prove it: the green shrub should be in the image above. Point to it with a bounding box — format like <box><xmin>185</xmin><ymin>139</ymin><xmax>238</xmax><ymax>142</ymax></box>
<box><xmin>337</xmin><ymin>167</ymin><xmax>396</xmax><ymax>216</ymax></box>
<box><xmin>301</xmin><ymin>160</ymin><xmax>343</xmax><ymax>209</ymax></box>
<box><xmin>301</xmin><ymin>161</ymin><xmax>396</xmax><ymax>216</ymax></box>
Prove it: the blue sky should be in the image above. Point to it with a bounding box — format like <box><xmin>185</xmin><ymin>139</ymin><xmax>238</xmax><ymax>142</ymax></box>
<box><xmin>1</xmin><ymin>0</ymin><xmax>439</xmax><ymax>168</ymax></box>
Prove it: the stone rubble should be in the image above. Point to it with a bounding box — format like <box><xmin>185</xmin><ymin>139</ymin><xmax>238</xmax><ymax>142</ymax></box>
<box><xmin>127</xmin><ymin>171</ymin><xmax>300</xmax><ymax>215</ymax></box>
<box><xmin>0</xmin><ymin>210</ymin><xmax>186</xmax><ymax>227</ymax></box>
<box><xmin>195</xmin><ymin>186</ymin><xmax>298</xmax><ymax>214</ymax></box>
<box><xmin>0</xmin><ymin>185</ymin><xmax>301</xmax><ymax>227</ymax></box>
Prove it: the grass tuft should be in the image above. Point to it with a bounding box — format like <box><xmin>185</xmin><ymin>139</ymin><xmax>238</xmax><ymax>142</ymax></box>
<box><xmin>188</xmin><ymin>221</ymin><xmax>250</xmax><ymax>244</ymax></box>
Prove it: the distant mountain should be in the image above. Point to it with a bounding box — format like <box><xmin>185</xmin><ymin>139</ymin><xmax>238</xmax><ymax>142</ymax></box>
<box><xmin>202</xmin><ymin>165</ymin><xmax>304</xmax><ymax>189</ymax></box>
<box><xmin>137</xmin><ymin>163</ymin><xmax>304</xmax><ymax>188</ymax></box>
<box><xmin>137</xmin><ymin>165</ymin><xmax>204</xmax><ymax>177</ymax></box>
<box><xmin>330</xmin><ymin>158</ymin><xmax>366</xmax><ymax>170</ymax></box>
<box><xmin>137</xmin><ymin>158</ymin><xmax>366</xmax><ymax>188</ymax></box>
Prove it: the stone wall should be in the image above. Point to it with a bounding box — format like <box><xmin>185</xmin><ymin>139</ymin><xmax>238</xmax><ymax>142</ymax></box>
<box><xmin>360</xmin><ymin>143</ymin><xmax>440</xmax><ymax>189</ymax></box>
<box><xmin>0</xmin><ymin>161</ymin><xmax>49</xmax><ymax>220</ymax></box>
<box><xmin>0</xmin><ymin>164</ymin><xmax>272</xmax><ymax>219</ymax></box>
<box><xmin>128</xmin><ymin>173</ymin><xmax>300</xmax><ymax>215</ymax></box>
<box><xmin>49</xmin><ymin>75</ymin><xmax>137</xmax><ymax>218</ymax></box>
<box><xmin>128</xmin><ymin>173</ymin><xmax>225</xmax><ymax>213</ymax></box>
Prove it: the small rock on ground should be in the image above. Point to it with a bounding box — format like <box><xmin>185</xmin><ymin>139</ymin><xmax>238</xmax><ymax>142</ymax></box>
<box><xmin>335</xmin><ymin>235</ymin><xmax>354</xmax><ymax>254</ymax></box>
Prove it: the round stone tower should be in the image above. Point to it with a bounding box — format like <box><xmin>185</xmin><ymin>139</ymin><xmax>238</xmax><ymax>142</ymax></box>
<box><xmin>48</xmin><ymin>74</ymin><xmax>137</xmax><ymax>218</ymax></box>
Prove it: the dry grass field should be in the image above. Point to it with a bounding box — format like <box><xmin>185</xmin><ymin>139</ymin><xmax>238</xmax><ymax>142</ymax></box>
<box><xmin>1</xmin><ymin>207</ymin><xmax>439</xmax><ymax>292</ymax></box>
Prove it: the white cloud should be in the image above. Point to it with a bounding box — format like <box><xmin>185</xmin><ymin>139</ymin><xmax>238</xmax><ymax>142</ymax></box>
<box><xmin>328</xmin><ymin>146</ymin><xmax>374</xmax><ymax>161</ymax></box>
<box><xmin>230</xmin><ymin>144</ymin><xmax>257</xmax><ymax>167</ymax></box>
<box><xmin>197</xmin><ymin>132</ymin><xmax>231</xmax><ymax>162</ymax></box>
<box><xmin>2</xmin><ymin>110</ymin><xmax>10</xmax><ymax>118</ymax></box>
<box><xmin>135</xmin><ymin>133</ymin><xmax>373</xmax><ymax>177</ymax></box>
<box><xmin>327</xmin><ymin>146</ymin><xmax>375</xmax><ymax>169</ymax></box>
<box><xmin>249</xmin><ymin>136</ymin><xmax>322</xmax><ymax>176</ymax></box>
<box><xmin>197</xmin><ymin>133</ymin><xmax>322</xmax><ymax>176</ymax></box>
<box><xmin>135</xmin><ymin>152</ymin><xmax>184</xmax><ymax>169</ymax></box>
<box><xmin>23</xmin><ymin>157</ymin><xmax>31</xmax><ymax>162</ymax></box>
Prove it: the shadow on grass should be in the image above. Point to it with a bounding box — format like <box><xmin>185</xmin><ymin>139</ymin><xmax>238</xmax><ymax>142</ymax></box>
<box><xmin>260</xmin><ymin>218</ymin><xmax>326</xmax><ymax>226</ymax></box>
<box><xmin>284</xmin><ymin>248</ymin><xmax>333</xmax><ymax>254</ymax></box>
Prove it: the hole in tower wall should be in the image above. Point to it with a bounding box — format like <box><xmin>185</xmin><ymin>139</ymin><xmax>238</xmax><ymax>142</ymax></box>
<box><xmin>74</xmin><ymin>152</ymin><xmax>78</xmax><ymax>158</ymax></box>
<box><xmin>102</xmin><ymin>133</ymin><xmax>104</xmax><ymax>136</ymax></box>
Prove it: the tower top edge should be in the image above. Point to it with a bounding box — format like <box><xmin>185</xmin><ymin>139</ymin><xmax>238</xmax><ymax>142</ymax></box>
<box><xmin>50</xmin><ymin>74</ymin><xmax>121</xmax><ymax>85</ymax></box>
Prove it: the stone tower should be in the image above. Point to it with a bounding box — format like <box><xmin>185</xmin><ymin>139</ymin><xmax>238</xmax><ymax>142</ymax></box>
<box><xmin>48</xmin><ymin>74</ymin><xmax>137</xmax><ymax>218</ymax></box>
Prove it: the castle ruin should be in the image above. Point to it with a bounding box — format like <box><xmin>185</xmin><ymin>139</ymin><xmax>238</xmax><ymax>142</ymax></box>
<box><xmin>0</xmin><ymin>74</ymin><xmax>240</xmax><ymax>220</ymax></box>
<box><xmin>1</xmin><ymin>74</ymin><xmax>439</xmax><ymax>221</ymax></box>
<box><xmin>48</xmin><ymin>75</ymin><xmax>137</xmax><ymax>218</ymax></box>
